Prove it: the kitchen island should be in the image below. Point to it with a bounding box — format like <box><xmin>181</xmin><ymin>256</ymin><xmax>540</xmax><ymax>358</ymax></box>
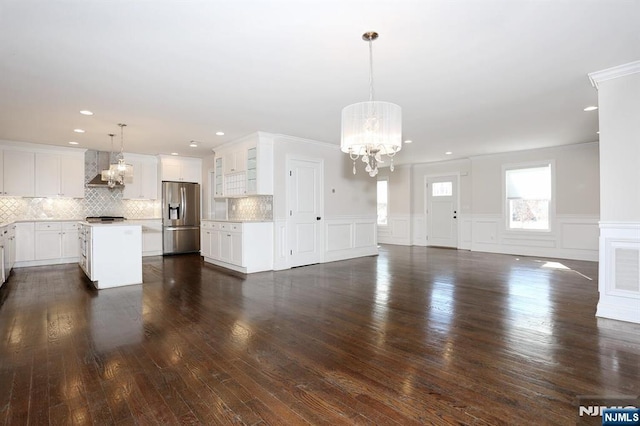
<box><xmin>79</xmin><ymin>222</ymin><xmax>142</xmax><ymax>289</ymax></box>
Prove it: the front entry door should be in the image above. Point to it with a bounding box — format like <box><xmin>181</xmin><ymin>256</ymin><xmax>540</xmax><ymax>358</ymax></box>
<box><xmin>288</xmin><ymin>158</ymin><xmax>323</xmax><ymax>267</ymax></box>
<box><xmin>426</xmin><ymin>175</ymin><xmax>458</xmax><ymax>248</ymax></box>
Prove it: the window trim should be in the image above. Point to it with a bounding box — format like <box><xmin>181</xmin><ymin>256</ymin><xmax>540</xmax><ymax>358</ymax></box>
<box><xmin>502</xmin><ymin>160</ymin><xmax>556</xmax><ymax>234</ymax></box>
<box><xmin>377</xmin><ymin>177</ymin><xmax>389</xmax><ymax>227</ymax></box>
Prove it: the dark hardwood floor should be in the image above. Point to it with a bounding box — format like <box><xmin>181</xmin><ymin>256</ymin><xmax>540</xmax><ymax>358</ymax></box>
<box><xmin>1</xmin><ymin>246</ymin><xmax>639</xmax><ymax>425</ymax></box>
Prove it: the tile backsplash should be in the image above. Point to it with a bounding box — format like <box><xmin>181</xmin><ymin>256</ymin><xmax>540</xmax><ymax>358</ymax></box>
<box><xmin>0</xmin><ymin>195</ymin><xmax>161</xmax><ymax>223</ymax></box>
<box><xmin>227</xmin><ymin>196</ymin><xmax>273</xmax><ymax>221</ymax></box>
<box><xmin>0</xmin><ymin>150</ymin><xmax>161</xmax><ymax>223</ymax></box>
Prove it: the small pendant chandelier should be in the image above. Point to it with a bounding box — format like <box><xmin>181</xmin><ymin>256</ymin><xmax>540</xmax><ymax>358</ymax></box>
<box><xmin>114</xmin><ymin>123</ymin><xmax>133</xmax><ymax>184</ymax></box>
<box><xmin>100</xmin><ymin>124</ymin><xmax>133</xmax><ymax>187</ymax></box>
<box><xmin>341</xmin><ymin>31</ymin><xmax>402</xmax><ymax>177</ymax></box>
<box><xmin>101</xmin><ymin>133</ymin><xmax>118</xmax><ymax>188</ymax></box>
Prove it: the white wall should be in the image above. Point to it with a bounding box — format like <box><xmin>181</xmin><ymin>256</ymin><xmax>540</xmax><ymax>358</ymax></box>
<box><xmin>272</xmin><ymin>134</ymin><xmax>378</xmax><ymax>269</ymax></box>
<box><xmin>382</xmin><ymin>143</ymin><xmax>600</xmax><ymax>260</ymax></box>
<box><xmin>598</xmin><ymin>72</ymin><xmax>640</xmax><ymax>222</ymax></box>
<box><xmin>592</xmin><ymin>65</ymin><xmax>640</xmax><ymax>324</ymax></box>
<box><xmin>467</xmin><ymin>143</ymin><xmax>599</xmax><ymax>260</ymax></box>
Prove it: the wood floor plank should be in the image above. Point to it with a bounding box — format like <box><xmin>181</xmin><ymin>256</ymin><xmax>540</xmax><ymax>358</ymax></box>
<box><xmin>0</xmin><ymin>246</ymin><xmax>638</xmax><ymax>425</ymax></box>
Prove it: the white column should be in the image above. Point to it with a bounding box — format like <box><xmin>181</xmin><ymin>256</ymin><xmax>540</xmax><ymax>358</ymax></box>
<box><xmin>589</xmin><ymin>61</ymin><xmax>640</xmax><ymax>323</ymax></box>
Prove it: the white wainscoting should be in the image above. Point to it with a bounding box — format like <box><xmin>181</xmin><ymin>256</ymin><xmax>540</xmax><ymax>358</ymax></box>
<box><xmin>274</xmin><ymin>215</ymin><xmax>378</xmax><ymax>270</ymax></box>
<box><xmin>597</xmin><ymin>222</ymin><xmax>640</xmax><ymax>324</ymax></box>
<box><xmin>412</xmin><ymin>215</ymin><xmax>426</xmax><ymax>247</ymax></box>
<box><xmin>377</xmin><ymin>214</ymin><xmax>411</xmax><ymax>246</ymax></box>
<box><xmin>468</xmin><ymin>214</ymin><xmax>599</xmax><ymax>261</ymax></box>
<box><xmin>325</xmin><ymin>215</ymin><xmax>378</xmax><ymax>263</ymax></box>
<box><xmin>459</xmin><ymin>213</ymin><xmax>473</xmax><ymax>250</ymax></box>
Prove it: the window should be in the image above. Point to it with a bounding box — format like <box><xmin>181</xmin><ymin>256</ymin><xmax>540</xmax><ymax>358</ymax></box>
<box><xmin>432</xmin><ymin>181</ymin><xmax>453</xmax><ymax>197</ymax></box>
<box><xmin>505</xmin><ymin>164</ymin><xmax>552</xmax><ymax>230</ymax></box>
<box><xmin>377</xmin><ymin>179</ymin><xmax>388</xmax><ymax>226</ymax></box>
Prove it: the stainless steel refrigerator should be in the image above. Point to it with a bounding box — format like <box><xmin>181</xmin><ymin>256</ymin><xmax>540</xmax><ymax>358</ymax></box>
<box><xmin>162</xmin><ymin>181</ymin><xmax>200</xmax><ymax>254</ymax></box>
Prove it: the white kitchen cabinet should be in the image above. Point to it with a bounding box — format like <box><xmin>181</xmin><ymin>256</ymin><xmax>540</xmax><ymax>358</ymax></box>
<box><xmin>34</xmin><ymin>222</ymin><xmax>80</xmax><ymax>261</ymax></box>
<box><xmin>35</xmin><ymin>222</ymin><xmax>63</xmax><ymax>260</ymax></box>
<box><xmin>245</xmin><ymin>134</ymin><xmax>274</xmax><ymax>195</ymax></box>
<box><xmin>6</xmin><ymin>225</ymin><xmax>16</xmax><ymax>272</ymax></box>
<box><xmin>123</xmin><ymin>155</ymin><xmax>158</xmax><ymax>200</ymax></box>
<box><xmin>159</xmin><ymin>155</ymin><xmax>202</xmax><ymax>183</ymax></box>
<box><xmin>61</xmin><ymin>222</ymin><xmax>80</xmax><ymax>259</ymax></box>
<box><xmin>35</xmin><ymin>152</ymin><xmax>84</xmax><ymax>198</ymax></box>
<box><xmin>213</xmin><ymin>132</ymin><xmax>273</xmax><ymax>198</ymax></box>
<box><xmin>0</xmin><ymin>226</ymin><xmax>7</xmax><ymax>285</ymax></box>
<box><xmin>128</xmin><ymin>219</ymin><xmax>162</xmax><ymax>256</ymax></box>
<box><xmin>213</xmin><ymin>157</ymin><xmax>223</xmax><ymax>197</ymax></box>
<box><xmin>201</xmin><ymin>220</ymin><xmax>272</xmax><ymax>273</ymax></box>
<box><xmin>1</xmin><ymin>149</ymin><xmax>35</xmax><ymax>197</ymax></box>
<box><xmin>1</xmin><ymin>224</ymin><xmax>16</xmax><ymax>285</ymax></box>
<box><xmin>200</xmin><ymin>226</ymin><xmax>211</xmax><ymax>258</ymax></box>
<box><xmin>14</xmin><ymin>222</ymin><xmax>35</xmax><ymax>262</ymax></box>
<box><xmin>230</xmin><ymin>230</ymin><xmax>243</xmax><ymax>265</ymax></box>
<box><xmin>223</xmin><ymin>148</ymin><xmax>246</xmax><ymax>174</ymax></box>
<box><xmin>219</xmin><ymin>226</ymin><xmax>232</xmax><ymax>263</ymax></box>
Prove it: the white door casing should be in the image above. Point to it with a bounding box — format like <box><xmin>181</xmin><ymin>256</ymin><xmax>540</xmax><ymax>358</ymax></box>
<box><xmin>287</xmin><ymin>157</ymin><xmax>323</xmax><ymax>267</ymax></box>
<box><xmin>426</xmin><ymin>175</ymin><xmax>459</xmax><ymax>248</ymax></box>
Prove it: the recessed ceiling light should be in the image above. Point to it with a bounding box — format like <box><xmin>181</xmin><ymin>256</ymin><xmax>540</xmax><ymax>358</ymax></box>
<box><xmin>583</xmin><ymin>106</ymin><xmax>598</xmax><ymax>111</ymax></box>
<box><xmin>79</xmin><ymin>110</ymin><xmax>93</xmax><ymax>116</ymax></box>
<box><xmin>171</xmin><ymin>152</ymin><xmax>179</xmax><ymax>156</ymax></box>
<box><xmin>189</xmin><ymin>141</ymin><xmax>198</xmax><ymax>147</ymax></box>
<box><xmin>445</xmin><ymin>151</ymin><xmax>453</xmax><ymax>155</ymax></box>
<box><xmin>73</xmin><ymin>128</ymin><xmax>85</xmax><ymax>133</ymax></box>
<box><xmin>404</xmin><ymin>140</ymin><xmax>412</xmax><ymax>144</ymax></box>
<box><xmin>68</xmin><ymin>141</ymin><xmax>79</xmax><ymax>145</ymax></box>
<box><xmin>215</xmin><ymin>131</ymin><xmax>225</xmax><ymax>136</ymax></box>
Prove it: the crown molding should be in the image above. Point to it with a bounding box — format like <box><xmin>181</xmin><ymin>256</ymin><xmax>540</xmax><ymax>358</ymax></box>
<box><xmin>588</xmin><ymin>60</ymin><xmax>640</xmax><ymax>89</ymax></box>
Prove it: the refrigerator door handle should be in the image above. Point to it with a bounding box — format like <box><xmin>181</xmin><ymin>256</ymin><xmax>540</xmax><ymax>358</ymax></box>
<box><xmin>181</xmin><ymin>185</ymin><xmax>187</xmax><ymax>221</ymax></box>
<box><xmin>164</xmin><ymin>226</ymin><xmax>200</xmax><ymax>231</ymax></box>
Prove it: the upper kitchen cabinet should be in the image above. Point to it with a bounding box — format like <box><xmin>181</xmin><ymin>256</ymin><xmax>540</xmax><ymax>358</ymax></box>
<box><xmin>223</xmin><ymin>148</ymin><xmax>246</xmax><ymax>174</ymax></box>
<box><xmin>35</xmin><ymin>152</ymin><xmax>85</xmax><ymax>198</ymax></box>
<box><xmin>1</xmin><ymin>149</ymin><xmax>35</xmax><ymax>197</ymax></box>
<box><xmin>159</xmin><ymin>155</ymin><xmax>202</xmax><ymax>184</ymax></box>
<box><xmin>213</xmin><ymin>157</ymin><xmax>223</xmax><ymax>197</ymax></box>
<box><xmin>246</xmin><ymin>134</ymin><xmax>273</xmax><ymax>195</ymax></box>
<box><xmin>123</xmin><ymin>154</ymin><xmax>158</xmax><ymax>200</ymax></box>
<box><xmin>213</xmin><ymin>132</ymin><xmax>273</xmax><ymax>197</ymax></box>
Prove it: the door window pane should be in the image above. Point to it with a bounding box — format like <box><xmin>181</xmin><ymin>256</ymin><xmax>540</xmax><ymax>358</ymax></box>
<box><xmin>432</xmin><ymin>182</ymin><xmax>452</xmax><ymax>197</ymax></box>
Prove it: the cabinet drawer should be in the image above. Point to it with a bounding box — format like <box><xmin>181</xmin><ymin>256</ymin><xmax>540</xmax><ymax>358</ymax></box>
<box><xmin>35</xmin><ymin>222</ymin><xmax>62</xmax><ymax>231</ymax></box>
<box><xmin>230</xmin><ymin>223</ymin><xmax>242</xmax><ymax>232</ymax></box>
<box><xmin>62</xmin><ymin>222</ymin><xmax>80</xmax><ymax>231</ymax></box>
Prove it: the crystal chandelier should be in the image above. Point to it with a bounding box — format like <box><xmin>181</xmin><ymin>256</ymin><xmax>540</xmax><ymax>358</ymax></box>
<box><xmin>101</xmin><ymin>133</ymin><xmax>118</xmax><ymax>188</ymax></box>
<box><xmin>341</xmin><ymin>31</ymin><xmax>402</xmax><ymax>177</ymax></box>
<box><xmin>101</xmin><ymin>124</ymin><xmax>133</xmax><ymax>188</ymax></box>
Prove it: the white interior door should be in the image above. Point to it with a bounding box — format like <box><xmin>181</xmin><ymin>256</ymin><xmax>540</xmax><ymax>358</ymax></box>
<box><xmin>426</xmin><ymin>175</ymin><xmax>458</xmax><ymax>248</ymax></box>
<box><xmin>288</xmin><ymin>158</ymin><xmax>323</xmax><ymax>267</ymax></box>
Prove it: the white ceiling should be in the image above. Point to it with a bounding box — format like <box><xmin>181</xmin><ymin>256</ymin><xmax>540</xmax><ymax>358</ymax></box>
<box><xmin>1</xmin><ymin>0</ymin><xmax>639</xmax><ymax>165</ymax></box>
